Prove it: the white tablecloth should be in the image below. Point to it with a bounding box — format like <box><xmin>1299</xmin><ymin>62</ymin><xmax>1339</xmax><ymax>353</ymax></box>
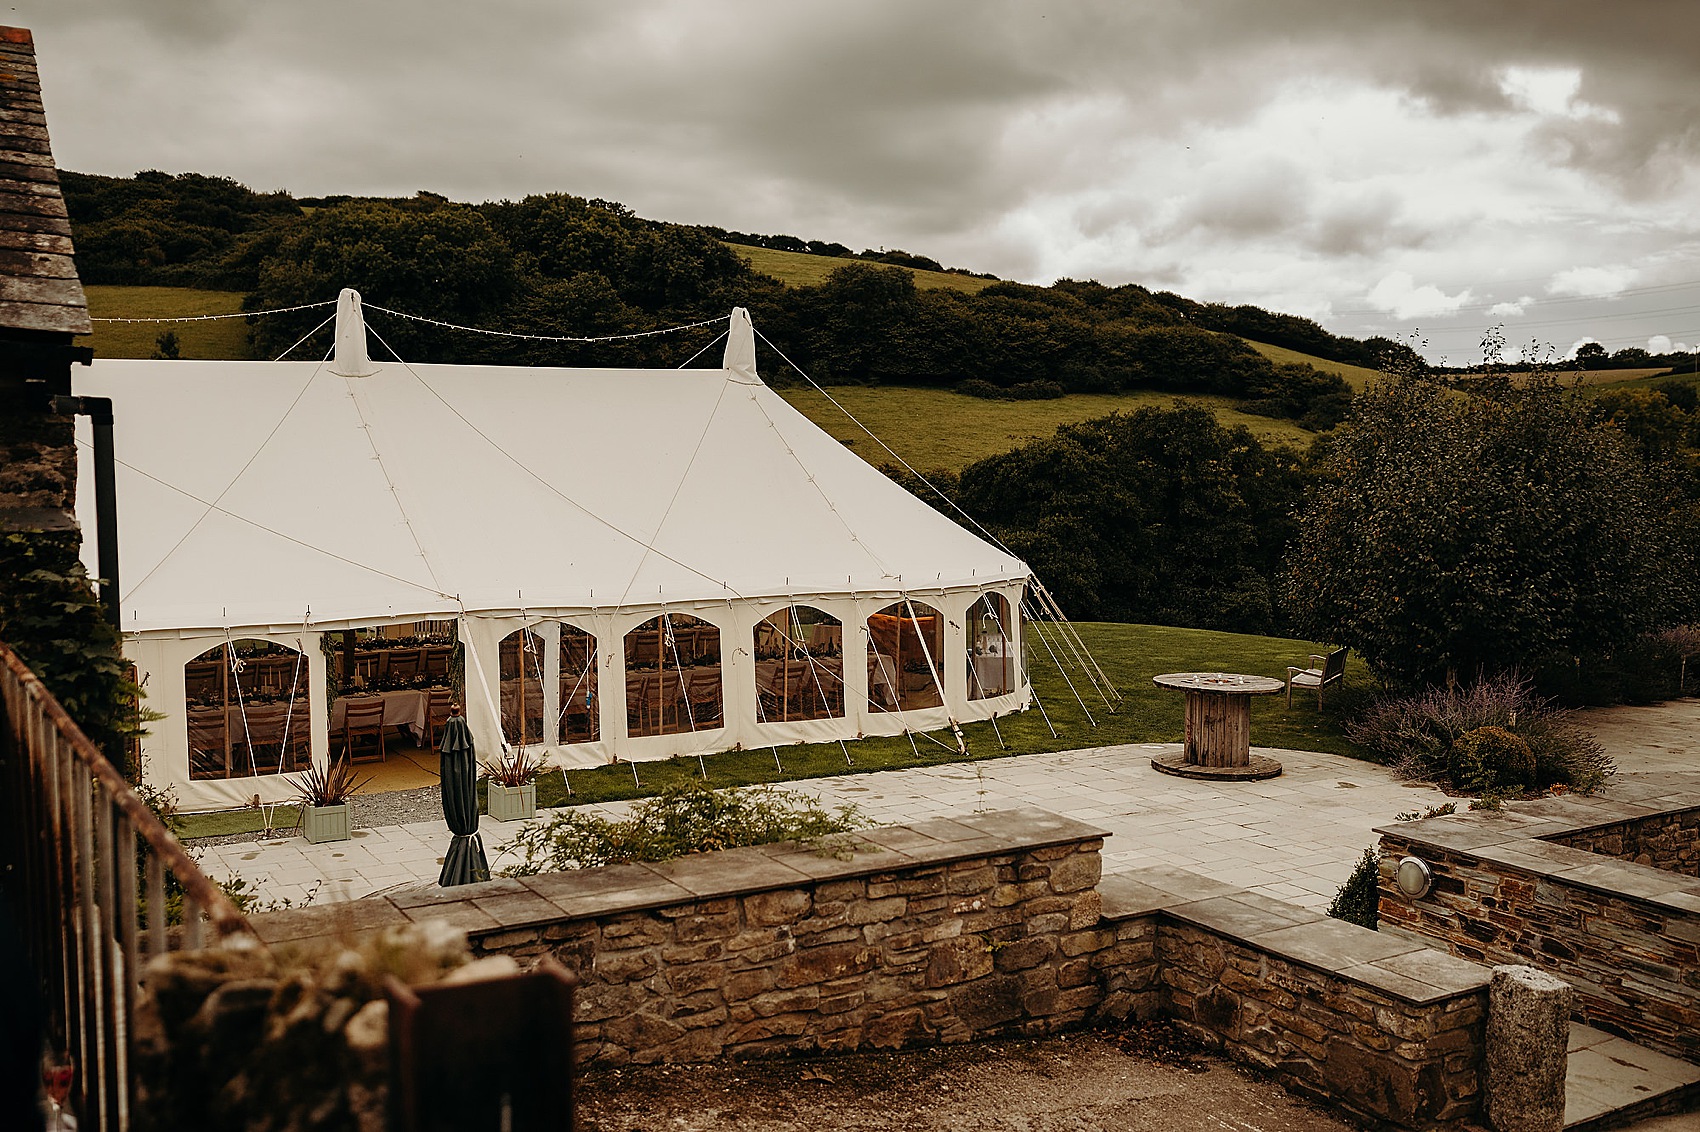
<box><xmin>330</xmin><ymin>690</ymin><xmax>429</xmax><ymax>742</ymax></box>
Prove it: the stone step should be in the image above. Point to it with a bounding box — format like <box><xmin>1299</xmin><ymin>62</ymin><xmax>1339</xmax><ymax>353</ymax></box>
<box><xmin>1566</xmin><ymin>1022</ymin><xmax>1700</xmax><ymax>1132</ymax></box>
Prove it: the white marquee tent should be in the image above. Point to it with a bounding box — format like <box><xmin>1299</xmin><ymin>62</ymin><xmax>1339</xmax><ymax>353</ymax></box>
<box><xmin>76</xmin><ymin>292</ymin><xmax>1032</xmax><ymax>810</ymax></box>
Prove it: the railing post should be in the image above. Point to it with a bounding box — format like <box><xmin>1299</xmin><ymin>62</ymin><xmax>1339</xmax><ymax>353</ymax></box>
<box><xmin>1</xmin><ymin>641</ymin><xmax>261</xmax><ymax>1132</ymax></box>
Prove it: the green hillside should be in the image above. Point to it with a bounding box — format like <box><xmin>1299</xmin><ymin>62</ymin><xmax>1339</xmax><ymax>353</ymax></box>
<box><xmin>779</xmin><ymin>384</ymin><xmax>1315</xmax><ymax>471</ymax></box>
<box><xmin>730</xmin><ymin>243</ymin><xmax>996</xmax><ymax>293</ymax></box>
<box><xmin>1242</xmin><ymin>339</ymin><xmax>1386</xmax><ymax>391</ymax></box>
<box><xmin>84</xmin><ymin>286</ymin><xmax>251</xmax><ymax>360</ymax></box>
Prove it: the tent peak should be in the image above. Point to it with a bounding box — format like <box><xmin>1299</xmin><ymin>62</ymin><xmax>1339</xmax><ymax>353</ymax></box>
<box><xmin>330</xmin><ymin>288</ymin><xmax>380</xmax><ymax>377</ymax></box>
<box><xmin>724</xmin><ymin>307</ymin><xmax>760</xmax><ymax>385</ymax></box>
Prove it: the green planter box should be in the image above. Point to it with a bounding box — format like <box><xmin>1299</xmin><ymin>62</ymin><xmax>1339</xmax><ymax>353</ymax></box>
<box><xmin>487</xmin><ymin>782</ymin><xmax>536</xmax><ymax>823</ymax></box>
<box><xmin>303</xmin><ymin>803</ymin><xmax>351</xmax><ymax>844</ymax></box>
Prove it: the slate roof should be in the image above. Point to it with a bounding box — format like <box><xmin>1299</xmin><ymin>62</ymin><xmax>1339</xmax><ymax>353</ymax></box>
<box><xmin>0</xmin><ymin>26</ymin><xmax>89</xmax><ymax>336</ymax></box>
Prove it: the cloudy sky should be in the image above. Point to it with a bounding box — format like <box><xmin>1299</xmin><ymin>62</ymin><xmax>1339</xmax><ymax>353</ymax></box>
<box><xmin>21</xmin><ymin>1</ymin><xmax>1700</xmax><ymax>365</ymax></box>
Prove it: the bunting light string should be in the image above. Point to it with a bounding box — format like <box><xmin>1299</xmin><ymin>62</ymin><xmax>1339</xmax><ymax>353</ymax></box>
<box><xmin>361</xmin><ymin>303</ymin><xmax>731</xmax><ymax>344</ymax></box>
<box><xmin>90</xmin><ymin>300</ymin><xmax>337</xmax><ymax>323</ymax></box>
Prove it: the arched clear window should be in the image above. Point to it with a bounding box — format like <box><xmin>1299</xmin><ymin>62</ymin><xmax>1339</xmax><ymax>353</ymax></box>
<box><xmin>967</xmin><ymin>593</ymin><xmax>1015</xmax><ymax>700</ymax></box>
<box><xmin>754</xmin><ymin>607</ymin><xmax>845</xmax><ymax>722</ymax></box>
<box><xmin>625</xmin><ymin>613</ymin><xmax>722</xmax><ymax>737</ymax></box>
<box><xmin>867</xmin><ymin>602</ymin><xmax>944</xmax><ymax>713</ymax></box>
<box><xmin>558</xmin><ymin>623</ymin><xmax>599</xmax><ymax>744</ymax></box>
<box><xmin>499</xmin><ymin>627</ymin><xmax>546</xmax><ymax>748</ymax></box>
<box><xmin>186</xmin><ymin>639</ymin><xmax>309</xmax><ymax>780</ymax></box>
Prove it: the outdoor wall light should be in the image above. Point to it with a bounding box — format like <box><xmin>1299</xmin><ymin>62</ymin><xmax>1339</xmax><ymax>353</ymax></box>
<box><xmin>1394</xmin><ymin>856</ymin><xmax>1433</xmax><ymax>898</ymax></box>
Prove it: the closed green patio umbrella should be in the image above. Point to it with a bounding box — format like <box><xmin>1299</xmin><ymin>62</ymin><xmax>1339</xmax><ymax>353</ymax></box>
<box><xmin>437</xmin><ymin>711</ymin><xmax>490</xmax><ymax>886</ymax></box>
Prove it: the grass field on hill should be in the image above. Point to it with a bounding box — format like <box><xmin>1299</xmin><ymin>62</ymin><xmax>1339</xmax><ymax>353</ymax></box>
<box><xmin>731</xmin><ymin>243</ymin><xmax>996</xmax><ymax>293</ymax></box>
<box><xmin>779</xmin><ymin>384</ymin><xmax>1316</xmax><ymax>471</ymax></box>
<box><xmin>176</xmin><ymin>620</ymin><xmax>1367</xmax><ymax>836</ymax></box>
<box><xmin>1241</xmin><ymin>340</ymin><xmax>1387</xmax><ymax>391</ymax></box>
<box><xmin>84</xmin><ymin>286</ymin><xmax>251</xmax><ymax>359</ymax></box>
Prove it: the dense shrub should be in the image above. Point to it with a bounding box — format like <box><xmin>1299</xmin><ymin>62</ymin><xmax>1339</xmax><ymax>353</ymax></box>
<box><xmin>1327</xmin><ymin>849</ymin><xmax>1380</xmax><ymax>930</ymax></box>
<box><xmin>955</xmin><ymin>407</ymin><xmax>1304</xmax><ymax>632</ymax></box>
<box><xmin>1447</xmin><ymin>726</ymin><xmax>1535</xmax><ymax>792</ymax></box>
<box><xmin>499</xmin><ymin>782</ymin><xmax>864</xmax><ymax>874</ymax></box>
<box><xmin>1346</xmin><ymin>674</ymin><xmax>1613</xmax><ymax>793</ymax></box>
<box><xmin>1284</xmin><ymin>376</ymin><xmax>1698</xmax><ymax>689</ymax></box>
<box><xmin>956</xmin><ymin>378</ymin><xmax>1066</xmax><ymax>400</ymax></box>
<box><xmin>1528</xmin><ymin>629</ymin><xmax>1700</xmax><ymax>706</ymax></box>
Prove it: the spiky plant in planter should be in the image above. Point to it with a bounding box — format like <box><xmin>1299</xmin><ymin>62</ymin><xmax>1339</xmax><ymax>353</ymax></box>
<box><xmin>288</xmin><ymin>759</ymin><xmax>369</xmax><ymax>843</ymax></box>
<box><xmin>481</xmin><ymin>748</ymin><xmax>543</xmax><ymax>822</ymax></box>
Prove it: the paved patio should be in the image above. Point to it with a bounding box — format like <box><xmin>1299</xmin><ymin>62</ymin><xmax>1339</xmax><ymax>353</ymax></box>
<box><xmin>191</xmin><ymin>696</ymin><xmax>1698</xmax><ymax>913</ymax></box>
<box><xmin>196</xmin><ymin>740</ymin><xmax>1455</xmax><ymax>909</ymax></box>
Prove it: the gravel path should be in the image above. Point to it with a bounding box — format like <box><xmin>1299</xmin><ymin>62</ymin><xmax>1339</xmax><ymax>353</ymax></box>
<box><xmin>185</xmin><ymin>786</ymin><xmax>445</xmax><ymax>849</ymax></box>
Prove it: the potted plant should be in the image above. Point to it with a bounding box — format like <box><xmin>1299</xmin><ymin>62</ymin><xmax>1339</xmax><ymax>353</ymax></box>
<box><xmin>481</xmin><ymin>748</ymin><xmax>543</xmax><ymax>822</ymax></box>
<box><xmin>288</xmin><ymin>759</ymin><xmax>368</xmax><ymax>844</ymax></box>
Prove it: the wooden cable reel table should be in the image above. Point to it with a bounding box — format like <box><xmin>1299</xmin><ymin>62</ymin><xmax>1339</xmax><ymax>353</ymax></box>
<box><xmin>1149</xmin><ymin>672</ymin><xmax>1285</xmax><ymax>780</ymax></box>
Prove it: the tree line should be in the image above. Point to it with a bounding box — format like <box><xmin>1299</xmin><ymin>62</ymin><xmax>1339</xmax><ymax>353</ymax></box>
<box><xmin>62</xmin><ymin>169</ymin><xmax>1355</xmax><ymax>427</ymax></box>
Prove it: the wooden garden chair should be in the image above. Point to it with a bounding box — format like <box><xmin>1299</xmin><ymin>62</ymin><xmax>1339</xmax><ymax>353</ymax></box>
<box><xmin>1286</xmin><ymin>646</ymin><xmax>1349</xmax><ymax>708</ymax></box>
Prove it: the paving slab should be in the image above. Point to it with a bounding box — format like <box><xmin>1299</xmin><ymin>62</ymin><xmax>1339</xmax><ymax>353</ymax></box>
<box><xmin>1566</xmin><ymin>1022</ymin><xmax>1700</xmax><ymax>1130</ymax></box>
<box><xmin>187</xmin><ymin>698</ymin><xmax>1700</xmax><ymax>916</ymax></box>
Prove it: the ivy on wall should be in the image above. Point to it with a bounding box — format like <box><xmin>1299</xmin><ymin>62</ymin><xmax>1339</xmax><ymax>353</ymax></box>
<box><xmin>0</xmin><ymin>529</ymin><xmax>134</xmax><ymax>774</ymax></box>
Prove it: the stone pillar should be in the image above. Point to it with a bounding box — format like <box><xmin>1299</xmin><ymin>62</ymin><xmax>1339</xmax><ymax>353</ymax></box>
<box><xmin>1486</xmin><ymin>965</ymin><xmax>1572</xmax><ymax>1132</ymax></box>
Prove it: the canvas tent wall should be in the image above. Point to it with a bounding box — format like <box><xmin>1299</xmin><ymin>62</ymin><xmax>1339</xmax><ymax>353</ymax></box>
<box><xmin>76</xmin><ymin>294</ymin><xmax>1031</xmax><ymax>810</ymax></box>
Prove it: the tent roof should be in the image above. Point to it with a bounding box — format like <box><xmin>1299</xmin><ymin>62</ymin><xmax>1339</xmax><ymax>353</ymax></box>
<box><xmin>75</xmin><ymin>300</ymin><xmax>1025</xmax><ymax>634</ymax></box>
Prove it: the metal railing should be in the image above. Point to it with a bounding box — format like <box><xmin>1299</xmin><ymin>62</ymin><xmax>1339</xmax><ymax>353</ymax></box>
<box><xmin>0</xmin><ymin>640</ymin><xmax>256</xmax><ymax>1132</ymax></box>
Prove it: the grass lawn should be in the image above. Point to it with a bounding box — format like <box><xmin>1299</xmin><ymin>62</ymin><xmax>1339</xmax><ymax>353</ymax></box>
<box><xmin>84</xmin><ymin>286</ymin><xmax>253</xmax><ymax>360</ymax></box>
<box><xmin>779</xmin><ymin>385</ymin><xmax>1316</xmax><ymax>472</ymax></box>
<box><xmin>531</xmin><ymin>620</ymin><xmax>1367</xmax><ymax>809</ymax></box>
<box><xmin>730</xmin><ymin>244</ymin><xmax>996</xmax><ymax>294</ymax></box>
<box><xmin>175</xmin><ymin>621</ymin><xmax>1367</xmax><ymax>838</ymax></box>
<box><xmin>1240</xmin><ymin>340</ymin><xmax>1387</xmax><ymax>392</ymax></box>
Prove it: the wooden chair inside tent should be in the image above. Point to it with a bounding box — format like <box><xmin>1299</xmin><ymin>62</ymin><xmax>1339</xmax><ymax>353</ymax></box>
<box><xmin>389</xmin><ymin>648</ymin><xmax>422</xmax><ymax>682</ymax></box>
<box><xmin>185</xmin><ymin>659</ymin><xmax>223</xmax><ymax>701</ymax></box>
<box><xmin>687</xmin><ymin>670</ymin><xmax>721</xmax><ymax>725</ymax></box>
<box><xmin>626</xmin><ymin>672</ymin><xmax>653</xmax><ymax>733</ymax></box>
<box><xmin>423</xmin><ymin>645</ymin><xmax>451</xmax><ymax>680</ymax></box>
<box><xmin>424</xmin><ymin>688</ymin><xmax>454</xmax><ymax>748</ymax></box>
<box><xmin>559</xmin><ymin>681</ymin><xmax>595</xmax><ymax>743</ymax></box>
<box><xmin>341</xmin><ymin>697</ymin><xmax>388</xmax><ymax>763</ymax></box>
<box><xmin>355</xmin><ymin>651</ymin><xmax>384</xmax><ymax>686</ymax></box>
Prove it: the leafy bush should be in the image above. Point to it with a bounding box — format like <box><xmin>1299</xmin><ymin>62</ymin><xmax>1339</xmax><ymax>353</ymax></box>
<box><xmin>1327</xmin><ymin>848</ymin><xmax>1380</xmax><ymax>930</ymax></box>
<box><xmin>1528</xmin><ymin>628</ymin><xmax>1700</xmax><ymax>706</ymax></box>
<box><xmin>956</xmin><ymin>378</ymin><xmax>1066</xmax><ymax>400</ymax></box>
<box><xmin>1284</xmin><ymin>376</ymin><xmax>1697</xmax><ymax>690</ymax></box>
<box><xmin>499</xmin><ymin>782</ymin><xmax>864</xmax><ymax>875</ymax></box>
<box><xmin>1346</xmin><ymin>674</ymin><xmax>1613</xmax><ymax>793</ymax></box>
<box><xmin>1448</xmin><ymin>726</ymin><xmax>1534</xmax><ymax>792</ymax></box>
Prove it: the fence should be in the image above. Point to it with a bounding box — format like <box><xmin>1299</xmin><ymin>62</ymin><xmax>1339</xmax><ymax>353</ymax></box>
<box><xmin>0</xmin><ymin>640</ymin><xmax>254</xmax><ymax>1131</ymax></box>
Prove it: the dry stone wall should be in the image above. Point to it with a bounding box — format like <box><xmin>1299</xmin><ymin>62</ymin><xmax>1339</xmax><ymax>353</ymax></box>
<box><xmin>250</xmin><ymin>809</ymin><xmax>1504</xmax><ymax>1130</ymax></box>
<box><xmin>467</xmin><ymin>812</ymin><xmax>1112</xmax><ymax>1064</ymax></box>
<box><xmin>1099</xmin><ymin>868</ymin><xmax>1490</xmax><ymax>1130</ymax></box>
<box><xmin>1549</xmin><ymin>808</ymin><xmax>1700</xmax><ymax>877</ymax></box>
<box><xmin>1377</xmin><ymin>787</ymin><xmax>1700</xmax><ymax>1063</ymax></box>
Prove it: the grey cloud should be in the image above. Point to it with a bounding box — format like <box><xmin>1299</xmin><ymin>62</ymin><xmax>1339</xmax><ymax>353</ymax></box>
<box><xmin>13</xmin><ymin>0</ymin><xmax>1700</xmax><ymax>357</ymax></box>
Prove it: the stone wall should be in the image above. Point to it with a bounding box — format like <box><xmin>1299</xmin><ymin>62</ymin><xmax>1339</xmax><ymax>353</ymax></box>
<box><xmin>255</xmin><ymin>808</ymin><xmax>1115</xmax><ymax>1067</ymax></box>
<box><xmin>0</xmin><ymin>406</ymin><xmax>76</xmax><ymax>517</ymax></box>
<box><xmin>1549</xmin><ymin>808</ymin><xmax>1700</xmax><ymax>878</ymax></box>
<box><xmin>1100</xmin><ymin>867</ymin><xmax>1489</xmax><ymax>1130</ymax></box>
<box><xmin>251</xmin><ymin>811</ymin><xmax>1501</xmax><ymax>1130</ymax></box>
<box><xmin>1377</xmin><ymin>790</ymin><xmax>1700</xmax><ymax>1064</ymax></box>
